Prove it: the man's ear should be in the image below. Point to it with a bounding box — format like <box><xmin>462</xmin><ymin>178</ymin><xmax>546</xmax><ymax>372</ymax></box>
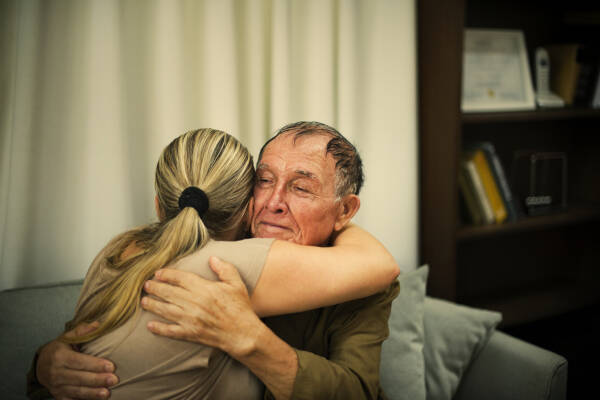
<box><xmin>334</xmin><ymin>194</ymin><xmax>360</xmax><ymax>232</ymax></box>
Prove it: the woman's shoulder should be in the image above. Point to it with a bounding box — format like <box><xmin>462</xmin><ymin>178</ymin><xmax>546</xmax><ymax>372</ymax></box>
<box><xmin>184</xmin><ymin>237</ymin><xmax>275</xmax><ymax>269</ymax></box>
<box><xmin>206</xmin><ymin>237</ymin><xmax>275</xmax><ymax>252</ymax></box>
<box><xmin>172</xmin><ymin>238</ymin><xmax>275</xmax><ymax>291</ymax></box>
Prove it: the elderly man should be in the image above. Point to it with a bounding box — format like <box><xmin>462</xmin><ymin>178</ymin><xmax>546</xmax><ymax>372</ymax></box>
<box><xmin>30</xmin><ymin>121</ymin><xmax>399</xmax><ymax>399</ymax></box>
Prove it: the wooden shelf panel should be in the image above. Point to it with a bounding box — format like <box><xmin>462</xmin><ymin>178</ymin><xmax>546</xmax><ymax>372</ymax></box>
<box><xmin>466</xmin><ymin>283</ymin><xmax>600</xmax><ymax>327</ymax></box>
<box><xmin>419</xmin><ymin>0</ymin><xmax>600</xmax><ymax>324</ymax></box>
<box><xmin>457</xmin><ymin>205</ymin><xmax>600</xmax><ymax>241</ymax></box>
<box><xmin>462</xmin><ymin>108</ymin><xmax>600</xmax><ymax>124</ymax></box>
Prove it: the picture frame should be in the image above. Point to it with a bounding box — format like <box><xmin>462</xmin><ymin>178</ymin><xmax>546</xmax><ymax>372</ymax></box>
<box><xmin>461</xmin><ymin>29</ymin><xmax>536</xmax><ymax>112</ymax></box>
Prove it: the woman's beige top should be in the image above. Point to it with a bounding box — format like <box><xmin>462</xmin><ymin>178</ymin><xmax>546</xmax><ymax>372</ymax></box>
<box><xmin>76</xmin><ymin>237</ymin><xmax>274</xmax><ymax>400</ymax></box>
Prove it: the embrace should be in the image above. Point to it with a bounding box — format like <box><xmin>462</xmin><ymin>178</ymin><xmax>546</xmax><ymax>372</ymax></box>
<box><xmin>29</xmin><ymin>121</ymin><xmax>401</xmax><ymax>400</ymax></box>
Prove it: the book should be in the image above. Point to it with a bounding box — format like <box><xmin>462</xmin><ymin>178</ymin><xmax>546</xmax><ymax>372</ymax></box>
<box><xmin>461</xmin><ymin>156</ymin><xmax>495</xmax><ymax>225</ymax></box>
<box><xmin>593</xmin><ymin>68</ymin><xmax>600</xmax><ymax>108</ymax></box>
<box><xmin>467</xmin><ymin>149</ymin><xmax>508</xmax><ymax>224</ymax></box>
<box><xmin>471</xmin><ymin>142</ymin><xmax>520</xmax><ymax>222</ymax></box>
<box><xmin>458</xmin><ymin>165</ymin><xmax>484</xmax><ymax>225</ymax></box>
<box><xmin>573</xmin><ymin>45</ymin><xmax>600</xmax><ymax>106</ymax></box>
<box><xmin>546</xmin><ymin>44</ymin><xmax>582</xmax><ymax>105</ymax></box>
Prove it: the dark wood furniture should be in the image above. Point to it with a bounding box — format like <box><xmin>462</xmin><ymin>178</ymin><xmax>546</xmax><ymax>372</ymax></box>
<box><xmin>418</xmin><ymin>0</ymin><xmax>600</xmax><ymax>326</ymax></box>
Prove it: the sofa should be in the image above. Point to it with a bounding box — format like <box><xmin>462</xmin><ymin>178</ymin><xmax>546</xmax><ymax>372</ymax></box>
<box><xmin>0</xmin><ymin>265</ymin><xmax>567</xmax><ymax>400</ymax></box>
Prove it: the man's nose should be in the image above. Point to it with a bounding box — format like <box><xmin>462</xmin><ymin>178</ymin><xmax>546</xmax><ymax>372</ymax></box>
<box><xmin>265</xmin><ymin>185</ymin><xmax>288</xmax><ymax>214</ymax></box>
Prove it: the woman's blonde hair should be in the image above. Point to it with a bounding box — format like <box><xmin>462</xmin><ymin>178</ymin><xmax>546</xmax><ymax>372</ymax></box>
<box><xmin>63</xmin><ymin>128</ymin><xmax>255</xmax><ymax>343</ymax></box>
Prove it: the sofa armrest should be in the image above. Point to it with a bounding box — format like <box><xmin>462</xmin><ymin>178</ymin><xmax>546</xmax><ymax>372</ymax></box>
<box><xmin>0</xmin><ymin>280</ymin><xmax>83</xmax><ymax>400</ymax></box>
<box><xmin>454</xmin><ymin>330</ymin><xmax>567</xmax><ymax>400</ymax></box>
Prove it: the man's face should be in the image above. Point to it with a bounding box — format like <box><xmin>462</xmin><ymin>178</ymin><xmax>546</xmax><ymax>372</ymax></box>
<box><xmin>250</xmin><ymin>133</ymin><xmax>341</xmax><ymax>246</ymax></box>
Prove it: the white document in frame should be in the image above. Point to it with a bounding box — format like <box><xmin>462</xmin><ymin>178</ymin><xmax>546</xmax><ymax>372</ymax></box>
<box><xmin>462</xmin><ymin>29</ymin><xmax>535</xmax><ymax>112</ymax></box>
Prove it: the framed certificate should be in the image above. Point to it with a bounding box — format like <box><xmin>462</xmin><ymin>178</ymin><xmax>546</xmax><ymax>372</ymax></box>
<box><xmin>461</xmin><ymin>29</ymin><xmax>536</xmax><ymax>112</ymax></box>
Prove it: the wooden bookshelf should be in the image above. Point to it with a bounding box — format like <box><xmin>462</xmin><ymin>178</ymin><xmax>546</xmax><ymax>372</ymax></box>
<box><xmin>457</xmin><ymin>205</ymin><xmax>600</xmax><ymax>241</ymax></box>
<box><xmin>471</xmin><ymin>281</ymin><xmax>600</xmax><ymax>327</ymax></box>
<box><xmin>462</xmin><ymin>108</ymin><xmax>600</xmax><ymax>124</ymax></box>
<box><xmin>418</xmin><ymin>0</ymin><xmax>600</xmax><ymax>325</ymax></box>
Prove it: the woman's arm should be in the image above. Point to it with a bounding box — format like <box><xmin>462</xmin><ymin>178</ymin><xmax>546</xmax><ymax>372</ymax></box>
<box><xmin>251</xmin><ymin>223</ymin><xmax>400</xmax><ymax>317</ymax></box>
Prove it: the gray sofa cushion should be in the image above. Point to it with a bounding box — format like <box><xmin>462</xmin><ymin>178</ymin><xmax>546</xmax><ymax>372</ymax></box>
<box><xmin>423</xmin><ymin>297</ymin><xmax>502</xmax><ymax>400</ymax></box>
<box><xmin>380</xmin><ymin>265</ymin><xmax>504</xmax><ymax>400</ymax></box>
<box><xmin>380</xmin><ymin>265</ymin><xmax>428</xmax><ymax>400</ymax></box>
<box><xmin>0</xmin><ymin>280</ymin><xmax>83</xmax><ymax>399</ymax></box>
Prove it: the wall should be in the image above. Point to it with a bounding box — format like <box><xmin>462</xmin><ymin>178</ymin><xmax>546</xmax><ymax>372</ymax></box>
<box><xmin>0</xmin><ymin>0</ymin><xmax>417</xmax><ymax>290</ymax></box>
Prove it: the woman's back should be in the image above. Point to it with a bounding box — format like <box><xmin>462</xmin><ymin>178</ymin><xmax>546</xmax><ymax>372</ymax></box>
<box><xmin>78</xmin><ymin>237</ymin><xmax>273</xmax><ymax>399</ymax></box>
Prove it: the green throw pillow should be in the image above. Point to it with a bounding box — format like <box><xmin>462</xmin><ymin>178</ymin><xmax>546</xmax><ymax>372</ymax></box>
<box><xmin>423</xmin><ymin>297</ymin><xmax>502</xmax><ymax>400</ymax></box>
<box><xmin>380</xmin><ymin>265</ymin><xmax>429</xmax><ymax>400</ymax></box>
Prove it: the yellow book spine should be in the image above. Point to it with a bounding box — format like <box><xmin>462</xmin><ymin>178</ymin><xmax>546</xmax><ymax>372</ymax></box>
<box><xmin>471</xmin><ymin>150</ymin><xmax>507</xmax><ymax>223</ymax></box>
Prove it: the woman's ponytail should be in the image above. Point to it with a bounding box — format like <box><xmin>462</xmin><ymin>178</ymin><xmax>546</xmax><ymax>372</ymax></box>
<box><xmin>63</xmin><ymin>129</ymin><xmax>255</xmax><ymax>343</ymax></box>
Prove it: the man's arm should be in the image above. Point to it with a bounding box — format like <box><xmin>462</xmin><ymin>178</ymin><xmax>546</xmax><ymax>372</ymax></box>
<box><xmin>28</xmin><ymin>323</ymin><xmax>118</xmax><ymax>400</ymax></box>
<box><xmin>142</xmin><ymin>257</ymin><xmax>399</xmax><ymax>399</ymax></box>
<box><xmin>142</xmin><ymin>257</ymin><xmax>299</xmax><ymax>399</ymax></box>
<box><xmin>266</xmin><ymin>281</ymin><xmax>400</xmax><ymax>400</ymax></box>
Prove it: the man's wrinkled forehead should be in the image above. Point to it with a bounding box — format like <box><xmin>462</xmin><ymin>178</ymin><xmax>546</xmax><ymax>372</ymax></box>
<box><xmin>256</xmin><ymin>162</ymin><xmax>320</xmax><ymax>185</ymax></box>
<box><xmin>259</xmin><ymin>130</ymin><xmax>332</xmax><ymax>162</ymax></box>
<box><xmin>257</xmin><ymin>132</ymin><xmax>338</xmax><ymax>191</ymax></box>
<box><xmin>260</xmin><ymin>134</ymin><xmax>333</xmax><ymax>172</ymax></box>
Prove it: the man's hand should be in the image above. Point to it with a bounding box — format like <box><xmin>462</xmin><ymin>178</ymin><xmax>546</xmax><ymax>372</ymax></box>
<box><xmin>141</xmin><ymin>256</ymin><xmax>263</xmax><ymax>358</ymax></box>
<box><xmin>142</xmin><ymin>257</ymin><xmax>298</xmax><ymax>399</ymax></box>
<box><xmin>37</xmin><ymin>322</ymin><xmax>118</xmax><ymax>400</ymax></box>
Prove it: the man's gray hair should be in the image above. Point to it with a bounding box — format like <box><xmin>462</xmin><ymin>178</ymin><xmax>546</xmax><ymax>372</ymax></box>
<box><xmin>258</xmin><ymin>121</ymin><xmax>364</xmax><ymax>198</ymax></box>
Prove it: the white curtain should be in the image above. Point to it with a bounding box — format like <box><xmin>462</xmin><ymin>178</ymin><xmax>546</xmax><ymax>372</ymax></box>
<box><xmin>1</xmin><ymin>0</ymin><xmax>417</xmax><ymax>290</ymax></box>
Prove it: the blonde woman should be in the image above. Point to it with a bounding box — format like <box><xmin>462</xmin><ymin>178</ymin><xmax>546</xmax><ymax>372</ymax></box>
<box><xmin>62</xmin><ymin>128</ymin><xmax>399</xmax><ymax>399</ymax></box>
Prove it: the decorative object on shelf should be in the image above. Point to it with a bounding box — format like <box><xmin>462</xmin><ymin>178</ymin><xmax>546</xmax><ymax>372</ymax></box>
<box><xmin>511</xmin><ymin>151</ymin><xmax>568</xmax><ymax>216</ymax></box>
<box><xmin>546</xmin><ymin>44</ymin><xmax>581</xmax><ymax>105</ymax></box>
<box><xmin>461</xmin><ymin>29</ymin><xmax>535</xmax><ymax>112</ymax></box>
<box><xmin>545</xmin><ymin>43</ymin><xmax>600</xmax><ymax>107</ymax></box>
<box><xmin>534</xmin><ymin>47</ymin><xmax>565</xmax><ymax>108</ymax></box>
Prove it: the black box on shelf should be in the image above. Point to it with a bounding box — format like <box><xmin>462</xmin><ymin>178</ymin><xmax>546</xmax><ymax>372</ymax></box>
<box><xmin>511</xmin><ymin>151</ymin><xmax>568</xmax><ymax>216</ymax></box>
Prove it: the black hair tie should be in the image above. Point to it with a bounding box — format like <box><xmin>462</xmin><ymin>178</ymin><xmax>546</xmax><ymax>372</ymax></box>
<box><xmin>178</xmin><ymin>186</ymin><xmax>209</xmax><ymax>217</ymax></box>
